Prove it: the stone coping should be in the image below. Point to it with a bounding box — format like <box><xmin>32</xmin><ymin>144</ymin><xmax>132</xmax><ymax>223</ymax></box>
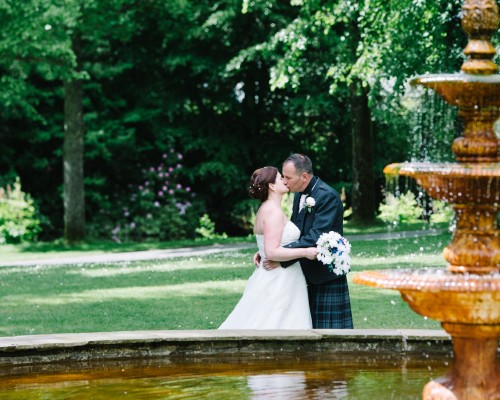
<box><xmin>0</xmin><ymin>328</ymin><xmax>450</xmax><ymax>347</ymax></box>
<box><xmin>0</xmin><ymin>329</ymin><xmax>452</xmax><ymax>366</ymax></box>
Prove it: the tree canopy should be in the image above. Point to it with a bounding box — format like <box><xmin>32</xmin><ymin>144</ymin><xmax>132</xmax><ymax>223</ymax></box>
<box><xmin>0</xmin><ymin>0</ymin><xmax>481</xmax><ymax>239</ymax></box>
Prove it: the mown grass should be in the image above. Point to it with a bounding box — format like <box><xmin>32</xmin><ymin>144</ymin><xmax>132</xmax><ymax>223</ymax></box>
<box><xmin>0</xmin><ymin>231</ymin><xmax>450</xmax><ymax>336</ymax></box>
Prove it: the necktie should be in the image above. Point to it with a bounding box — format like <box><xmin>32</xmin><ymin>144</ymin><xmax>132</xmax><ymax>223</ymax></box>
<box><xmin>299</xmin><ymin>194</ymin><xmax>307</xmax><ymax>212</ymax></box>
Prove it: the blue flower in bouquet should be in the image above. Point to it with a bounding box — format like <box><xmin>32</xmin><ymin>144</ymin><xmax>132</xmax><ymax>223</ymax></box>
<box><xmin>316</xmin><ymin>231</ymin><xmax>351</xmax><ymax>276</ymax></box>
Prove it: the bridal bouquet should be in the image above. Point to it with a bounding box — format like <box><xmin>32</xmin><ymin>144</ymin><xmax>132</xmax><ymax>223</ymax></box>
<box><xmin>316</xmin><ymin>231</ymin><xmax>351</xmax><ymax>276</ymax></box>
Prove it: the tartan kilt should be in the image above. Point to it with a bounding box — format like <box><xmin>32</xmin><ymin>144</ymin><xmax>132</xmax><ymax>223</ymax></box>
<box><xmin>308</xmin><ymin>275</ymin><xmax>353</xmax><ymax>329</ymax></box>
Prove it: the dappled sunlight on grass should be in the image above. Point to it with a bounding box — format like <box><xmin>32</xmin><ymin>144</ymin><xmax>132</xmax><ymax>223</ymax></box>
<box><xmin>350</xmin><ymin>233</ymin><xmax>451</xmax><ymax>256</ymax></box>
<box><xmin>68</xmin><ymin>259</ymin><xmax>252</xmax><ymax>278</ymax></box>
<box><xmin>0</xmin><ymin>231</ymin><xmax>449</xmax><ymax>334</ymax></box>
<box><xmin>0</xmin><ymin>264</ymin><xmax>64</xmax><ymax>275</ymax></box>
<box><xmin>0</xmin><ymin>250</ymin><xmax>254</xmax><ymax>272</ymax></box>
<box><xmin>3</xmin><ymin>280</ymin><xmax>247</xmax><ymax>306</ymax></box>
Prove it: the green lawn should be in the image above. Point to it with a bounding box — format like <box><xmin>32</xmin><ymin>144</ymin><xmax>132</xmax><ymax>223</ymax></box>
<box><xmin>0</xmin><ymin>231</ymin><xmax>450</xmax><ymax>336</ymax></box>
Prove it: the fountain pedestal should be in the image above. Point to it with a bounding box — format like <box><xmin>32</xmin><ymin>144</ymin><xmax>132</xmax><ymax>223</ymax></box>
<box><xmin>422</xmin><ymin>327</ymin><xmax>500</xmax><ymax>400</ymax></box>
<box><xmin>444</xmin><ymin>204</ymin><xmax>499</xmax><ymax>274</ymax></box>
<box><xmin>402</xmin><ymin>291</ymin><xmax>500</xmax><ymax>399</ymax></box>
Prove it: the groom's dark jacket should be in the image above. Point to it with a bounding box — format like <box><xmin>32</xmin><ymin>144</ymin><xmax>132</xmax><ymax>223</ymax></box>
<box><xmin>282</xmin><ymin>176</ymin><xmax>344</xmax><ymax>285</ymax></box>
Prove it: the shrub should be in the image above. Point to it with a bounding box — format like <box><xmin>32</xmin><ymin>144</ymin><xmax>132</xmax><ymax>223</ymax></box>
<box><xmin>0</xmin><ymin>177</ymin><xmax>41</xmax><ymax>243</ymax></box>
<box><xmin>430</xmin><ymin>200</ymin><xmax>455</xmax><ymax>225</ymax></box>
<box><xmin>378</xmin><ymin>191</ymin><xmax>424</xmax><ymax>225</ymax></box>
<box><xmin>195</xmin><ymin>213</ymin><xmax>227</xmax><ymax>240</ymax></box>
<box><xmin>110</xmin><ymin>149</ymin><xmax>202</xmax><ymax>242</ymax></box>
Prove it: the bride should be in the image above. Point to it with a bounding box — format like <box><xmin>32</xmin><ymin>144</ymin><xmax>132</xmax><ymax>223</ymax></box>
<box><xmin>219</xmin><ymin>166</ymin><xmax>316</xmax><ymax>330</ymax></box>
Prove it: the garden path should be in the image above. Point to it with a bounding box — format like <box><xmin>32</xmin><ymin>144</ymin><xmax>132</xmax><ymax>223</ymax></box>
<box><xmin>0</xmin><ymin>228</ymin><xmax>447</xmax><ymax>267</ymax></box>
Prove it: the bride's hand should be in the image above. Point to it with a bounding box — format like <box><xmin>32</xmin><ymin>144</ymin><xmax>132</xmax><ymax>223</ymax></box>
<box><xmin>305</xmin><ymin>247</ymin><xmax>318</xmax><ymax>260</ymax></box>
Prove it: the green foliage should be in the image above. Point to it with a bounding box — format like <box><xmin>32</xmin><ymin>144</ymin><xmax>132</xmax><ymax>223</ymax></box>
<box><xmin>378</xmin><ymin>191</ymin><xmax>424</xmax><ymax>225</ymax></box>
<box><xmin>0</xmin><ymin>0</ymin><xmax>175</xmax><ymax>239</ymax></box>
<box><xmin>196</xmin><ymin>213</ymin><xmax>228</xmax><ymax>240</ymax></box>
<box><xmin>378</xmin><ymin>190</ymin><xmax>454</xmax><ymax>228</ymax></box>
<box><xmin>236</xmin><ymin>0</ymin><xmax>465</xmax><ymax>195</ymax></box>
<box><xmin>111</xmin><ymin>200</ymin><xmax>200</xmax><ymax>243</ymax></box>
<box><xmin>430</xmin><ymin>200</ymin><xmax>454</xmax><ymax>225</ymax></box>
<box><xmin>0</xmin><ymin>0</ymin><xmax>475</xmax><ymax>238</ymax></box>
<box><xmin>0</xmin><ymin>178</ymin><xmax>42</xmax><ymax>244</ymax></box>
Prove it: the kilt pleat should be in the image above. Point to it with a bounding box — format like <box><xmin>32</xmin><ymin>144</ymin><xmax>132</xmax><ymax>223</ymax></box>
<box><xmin>308</xmin><ymin>276</ymin><xmax>353</xmax><ymax>329</ymax></box>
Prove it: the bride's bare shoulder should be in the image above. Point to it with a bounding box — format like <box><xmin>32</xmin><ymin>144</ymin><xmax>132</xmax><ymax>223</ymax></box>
<box><xmin>257</xmin><ymin>202</ymin><xmax>283</xmax><ymax>216</ymax></box>
<box><xmin>254</xmin><ymin>202</ymin><xmax>285</xmax><ymax>234</ymax></box>
<box><xmin>261</xmin><ymin>204</ymin><xmax>286</xmax><ymax>224</ymax></box>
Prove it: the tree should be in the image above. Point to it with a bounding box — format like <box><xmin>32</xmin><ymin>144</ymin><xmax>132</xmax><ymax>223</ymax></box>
<box><xmin>233</xmin><ymin>0</ymin><xmax>377</xmax><ymax>223</ymax></box>
<box><xmin>0</xmin><ymin>1</ymin><xmax>82</xmax><ymax>240</ymax></box>
<box><xmin>63</xmin><ymin>38</ymin><xmax>85</xmax><ymax>241</ymax></box>
<box><xmin>0</xmin><ymin>0</ymin><xmax>138</xmax><ymax>242</ymax></box>
<box><xmin>229</xmin><ymin>0</ymin><xmax>466</xmax><ymax>224</ymax></box>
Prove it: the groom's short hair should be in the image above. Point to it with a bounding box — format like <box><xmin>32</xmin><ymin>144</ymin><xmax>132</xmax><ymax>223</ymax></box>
<box><xmin>284</xmin><ymin>153</ymin><xmax>313</xmax><ymax>175</ymax></box>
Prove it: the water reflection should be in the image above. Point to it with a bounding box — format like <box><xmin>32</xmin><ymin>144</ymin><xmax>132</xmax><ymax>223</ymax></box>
<box><xmin>248</xmin><ymin>372</ymin><xmax>309</xmax><ymax>399</ymax></box>
<box><xmin>0</xmin><ymin>353</ymin><xmax>451</xmax><ymax>399</ymax></box>
<box><xmin>248</xmin><ymin>372</ymin><xmax>350</xmax><ymax>399</ymax></box>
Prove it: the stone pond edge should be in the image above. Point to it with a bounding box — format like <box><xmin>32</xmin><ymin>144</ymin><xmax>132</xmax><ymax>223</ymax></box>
<box><xmin>0</xmin><ymin>329</ymin><xmax>452</xmax><ymax>365</ymax></box>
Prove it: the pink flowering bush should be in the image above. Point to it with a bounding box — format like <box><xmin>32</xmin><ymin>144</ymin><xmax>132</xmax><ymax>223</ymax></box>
<box><xmin>110</xmin><ymin>150</ymin><xmax>201</xmax><ymax>242</ymax></box>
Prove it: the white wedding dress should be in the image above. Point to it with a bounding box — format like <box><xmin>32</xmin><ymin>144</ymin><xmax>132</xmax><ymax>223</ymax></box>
<box><xmin>219</xmin><ymin>221</ymin><xmax>312</xmax><ymax>329</ymax></box>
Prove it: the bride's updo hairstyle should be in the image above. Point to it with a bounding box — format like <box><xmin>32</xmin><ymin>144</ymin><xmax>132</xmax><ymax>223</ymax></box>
<box><xmin>248</xmin><ymin>166</ymin><xmax>278</xmax><ymax>203</ymax></box>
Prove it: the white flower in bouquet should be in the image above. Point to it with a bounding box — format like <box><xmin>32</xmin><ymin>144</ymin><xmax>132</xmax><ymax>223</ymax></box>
<box><xmin>316</xmin><ymin>231</ymin><xmax>351</xmax><ymax>276</ymax></box>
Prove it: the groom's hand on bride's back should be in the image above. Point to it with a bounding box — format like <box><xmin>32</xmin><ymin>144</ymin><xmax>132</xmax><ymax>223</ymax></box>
<box><xmin>253</xmin><ymin>252</ymin><xmax>262</xmax><ymax>268</ymax></box>
<box><xmin>262</xmin><ymin>259</ymin><xmax>280</xmax><ymax>270</ymax></box>
<box><xmin>254</xmin><ymin>253</ymin><xmax>279</xmax><ymax>271</ymax></box>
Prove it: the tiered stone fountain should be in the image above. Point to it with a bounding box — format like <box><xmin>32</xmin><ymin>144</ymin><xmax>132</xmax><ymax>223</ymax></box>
<box><xmin>353</xmin><ymin>0</ymin><xmax>500</xmax><ymax>399</ymax></box>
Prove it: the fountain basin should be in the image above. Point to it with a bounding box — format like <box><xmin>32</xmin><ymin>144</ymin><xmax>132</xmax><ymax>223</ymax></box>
<box><xmin>353</xmin><ymin>269</ymin><xmax>500</xmax><ymax>327</ymax></box>
<box><xmin>0</xmin><ymin>329</ymin><xmax>452</xmax><ymax>365</ymax></box>
<box><xmin>410</xmin><ymin>73</ymin><xmax>500</xmax><ymax>108</ymax></box>
<box><xmin>384</xmin><ymin>162</ymin><xmax>500</xmax><ymax>203</ymax></box>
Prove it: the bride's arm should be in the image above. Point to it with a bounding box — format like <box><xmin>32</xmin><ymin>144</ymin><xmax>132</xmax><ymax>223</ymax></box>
<box><xmin>263</xmin><ymin>210</ymin><xmax>316</xmax><ymax>261</ymax></box>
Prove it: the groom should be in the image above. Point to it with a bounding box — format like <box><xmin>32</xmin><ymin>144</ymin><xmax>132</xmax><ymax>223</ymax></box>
<box><xmin>263</xmin><ymin>153</ymin><xmax>353</xmax><ymax>329</ymax></box>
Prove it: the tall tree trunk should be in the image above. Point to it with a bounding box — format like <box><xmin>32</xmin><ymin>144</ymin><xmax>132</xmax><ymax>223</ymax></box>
<box><xmin>350</xmin><ymin>79</ymin><xmax>375</xmax><ymax>224</ymax></box>
<box><xmin>63</xmin><ymin>77</ymin><xmax>85</xmax><ymax>242</ymax></box>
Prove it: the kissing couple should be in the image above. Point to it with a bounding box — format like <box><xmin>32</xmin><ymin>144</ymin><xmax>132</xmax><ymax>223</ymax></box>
<box><xmin>219</xmin><ymin>153</ymin><xmax>353</xmax><ymax>330</ymax></box>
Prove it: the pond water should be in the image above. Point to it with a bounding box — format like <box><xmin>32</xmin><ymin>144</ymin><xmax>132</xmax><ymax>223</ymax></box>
<box><xmin>0</xmin><ymin>352</ymin><xmax>450</xmax><ymax>399</ymax></box>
